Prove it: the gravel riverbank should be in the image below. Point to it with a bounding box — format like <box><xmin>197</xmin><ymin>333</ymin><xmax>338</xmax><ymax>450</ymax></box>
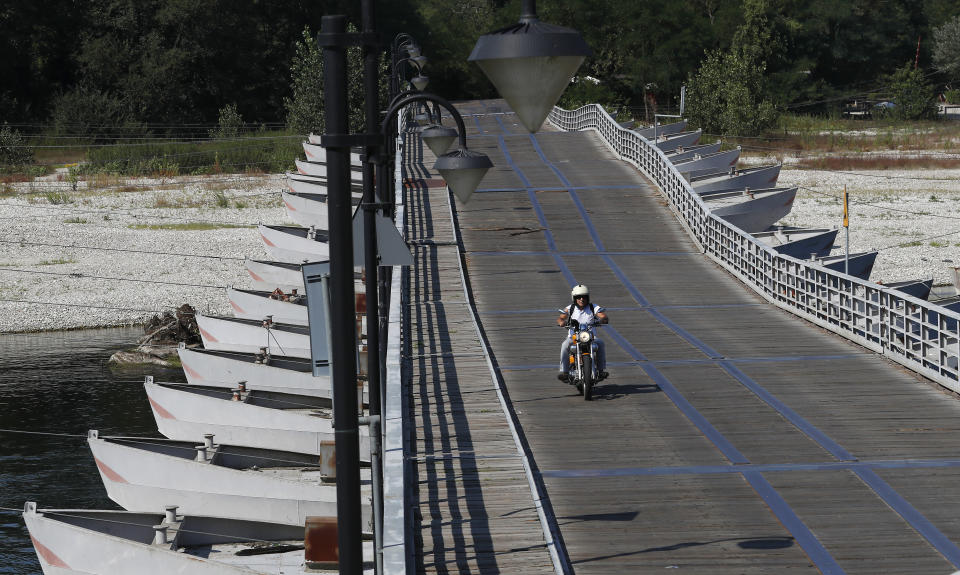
<box><xmin>2</xmin><ymin>159</ymin><xmax>958</xmax><ymax>333</ymax></box>
<box><xmin>0</xmin><ymin>174</ymin><xmax>284</xmax><ymax>333</ymax></box>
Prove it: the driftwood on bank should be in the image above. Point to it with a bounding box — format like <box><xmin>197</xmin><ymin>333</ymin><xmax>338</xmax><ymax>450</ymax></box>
<box><xmin>109</xmin><ymin>304</ymin><xmax>200</xmax><ymax>366</ymax></box>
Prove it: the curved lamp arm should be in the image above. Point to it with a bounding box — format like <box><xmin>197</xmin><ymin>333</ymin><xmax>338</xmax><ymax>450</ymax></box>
<box><xmin>395</xmin><ymin>56</ymin><xmax>422</xmax><ymax>74</ymax></box>
<box><xmin>392</xmin><ymin>33</ymin><xmax>416</xmax><ymax>52</ymax></box>
<box><xmin>381</xmin><ymin>94</ymin><xmax>468</xmax><ymax>150</ymax></box>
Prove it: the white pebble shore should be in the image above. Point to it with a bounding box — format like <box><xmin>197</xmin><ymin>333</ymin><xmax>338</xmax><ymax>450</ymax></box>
<box><xmin>0</xmin><ymin>174</ymin><xmax>285</xmax><ymax>333</ymax></box>
<box><xmin>1</xmin><ymin>162</ymin><xmax>958</xmax><ymax>333</ymax></box>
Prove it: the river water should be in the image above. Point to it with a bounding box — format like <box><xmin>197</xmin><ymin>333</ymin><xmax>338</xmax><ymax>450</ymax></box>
<box><xmin>0</xmin><ymin>327</ymin><xmax>186</xmax><ymax>575</ymax></box>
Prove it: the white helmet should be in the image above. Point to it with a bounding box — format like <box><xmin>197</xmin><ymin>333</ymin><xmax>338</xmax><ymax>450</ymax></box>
<box><xmin>571</xmin><ymin>284</ymin><xmax>589</xmax><ymax>303</ymax></box>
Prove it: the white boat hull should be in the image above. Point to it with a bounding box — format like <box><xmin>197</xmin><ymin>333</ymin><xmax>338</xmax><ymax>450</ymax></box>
<box><xmin>665</xmin><ymin>142</ymin><xmax>722</xmax><ymax>163</ymax></box>
<box><xmin>295</xmin><ymin>159</ymin><xmax>362</xmax><ymax>183</ymax></box>
<box><xmin>227</xmin><ymin>287</ymin><xmax>308</xmax><ymax>325</ymax></box>
<box><xmin>145</xmin><ymin>382</ymin><xmax>370</xmax><ymax>456</ymax></box>
<box><xmin>635</xmin><ymin>120</ymin><xmax>688</xmax><ymax>139</ymax></box>
<box><xmin>88</xmin><ymin>436</ymin><xmax>371</xmax><ymax>527</ymax></box>
<box><xmin>245</xmin><ymin>258</ymin><xmax>308</xmax><ymax>292</ymax></box>
<box><xmin>302</xmin><ymin>141</ymin><xmax>361</xmax><ymax>166</ymax></box>
<box><xmin>692</xmin><ymin>164</ymin><xmax>782</xmax><ymax>194</ymax></box>
<box><xmin>673</xmin><ymin>148</ymin><xmax>741</xmax><ymax>178</ymax></box>
<box><xmin>25</xmin><ymin>507</ymin><xmax>257</xmax><ymax>575</ymax></box>
<box><xmin>196</xmin><ymin>313</ymin><xmax>311</xmax><ymax>358</ymax></box>
<box><xmin>654</xmin><ymin>130</ymin><xmax>701</xmax><ymax>152</ymax></box>
<box><xmin>24</xmin><ymin>503</ymin><xmax>360</xmax><ymax>575</ymax></box>
<box><xmin>705</xmin><ymin>188</ymin><xmax>798</xmax><ymax>233</ymax></box>
<box><xmin>258</xmin><ymin>224</ymin><xmax>328</xmax><ymax>264</ymax></box>
<box><xmin>282</xmin><ymin>190</ymin><xmax>328</xmax><ymax>228</ymax></box>
<box><xmin>177</xmin><ymin>346</ymin><xmax>331</xmax><ymax>398</ymax></box>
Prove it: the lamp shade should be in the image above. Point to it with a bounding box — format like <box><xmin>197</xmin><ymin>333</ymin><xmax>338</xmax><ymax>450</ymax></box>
<box><xmin>411</xmin><ymin>74</ymin><xmax>429</xmax><ymax>91</ymax></box>
<box><xmin>470</xmin><ymin>20</ymin><xmax>591</xmax><ymax>133</ymax></box>
<box><xmin>413</xmin><ymin>112</ymin><xmax>431</xmax><ymax>126</ymax></box>
<box><xmin>406</xmin><ymin>44</ymin><xmax>421</xmax><ymax>59</ymax></box>
<box><xmin>433</xmin><ymin>148</ymin><xmax>492</xmax><ymax>204</ymax></box>
<box><xmin>421</xmin><ymin>125</ymin><xmax>458</xmax><ymax>157</ymax></box>
<box><xmin>411</xmin><ymin>55</ymin><xmax>428</xmax><ymax>69</ymax></box>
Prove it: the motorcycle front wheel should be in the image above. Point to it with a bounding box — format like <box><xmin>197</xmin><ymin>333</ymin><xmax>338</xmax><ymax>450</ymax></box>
<box><xmin>582</xmin><ymin>355</ymin><xmax>593</xmax><ymax>401</ymax></box>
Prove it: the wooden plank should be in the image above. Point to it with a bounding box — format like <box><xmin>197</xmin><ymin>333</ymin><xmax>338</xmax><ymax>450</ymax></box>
<box><xmin>436</xmin><ymin>99</ymin><xmax>960</xmax><ymax>573</ymax></box>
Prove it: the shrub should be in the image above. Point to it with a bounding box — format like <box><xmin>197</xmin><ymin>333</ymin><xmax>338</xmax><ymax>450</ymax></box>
<box><xmin>209</xmin><ymin>103</ymin><xmax>244</xmax><ymax>139</ymax></box>
<box><xmin>0</xmin><ymin>124</ymin><xmax>34</xmax><ymax>167</ymax></box>
<box><xmin>48</xmin><ymin>86</ymin><xmax>141</xmax><ymax>143</ymax></box>
<box><xmin>875</xmin><ymin>64</ymin><xmax>937</xmax><ymax>121</ymax></box>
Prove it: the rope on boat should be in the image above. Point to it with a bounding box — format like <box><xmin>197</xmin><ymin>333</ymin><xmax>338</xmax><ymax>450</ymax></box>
<box><xmin>0</xmin><ymin>429</ymin><xmax>341</xmax><ymax>468</ymax></box>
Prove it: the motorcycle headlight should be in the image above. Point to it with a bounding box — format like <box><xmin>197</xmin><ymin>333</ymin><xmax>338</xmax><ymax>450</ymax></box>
<box><xmin>578</xmin><ymin>331</ymin><xmax>592</xmax><ymax>343</ymax></box>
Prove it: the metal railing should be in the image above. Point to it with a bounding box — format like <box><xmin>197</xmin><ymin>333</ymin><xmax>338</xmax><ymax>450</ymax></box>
<box><xmin>548</xmin><ymin>104</ymin><xmax>960</xmax><ymax>391</ymax></box>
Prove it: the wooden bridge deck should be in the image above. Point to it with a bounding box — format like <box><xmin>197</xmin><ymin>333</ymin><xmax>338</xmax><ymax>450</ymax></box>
<box><xmin>403</xmin><ymin>100</ymin><xmax>960</xmax><ymax>575</ymax></box>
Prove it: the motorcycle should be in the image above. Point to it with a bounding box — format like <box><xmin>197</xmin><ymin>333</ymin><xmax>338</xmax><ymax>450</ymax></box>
<box><xmin>559</xmin><ymin>311</ymin><xmax>602</xmax><ymax>401</ymax></box>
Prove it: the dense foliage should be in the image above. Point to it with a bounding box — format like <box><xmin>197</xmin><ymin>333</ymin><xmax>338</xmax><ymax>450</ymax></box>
<box><xmin>1</xmin><ymin>0</ymin><xmax>960</xmax><ymax>136</ymax></box>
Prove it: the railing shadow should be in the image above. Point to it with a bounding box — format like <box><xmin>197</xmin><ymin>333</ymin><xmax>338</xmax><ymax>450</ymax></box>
<box><xmin>406</xmin><ymin>178</ymin><xmax>500</xmax><ymax>574</ymax></box>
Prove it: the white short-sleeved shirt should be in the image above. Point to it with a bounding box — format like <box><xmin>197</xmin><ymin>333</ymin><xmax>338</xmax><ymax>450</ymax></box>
<box><xmin>564</xmin><ymin>303</ymin><xmax>605</xmax><ymax>336</ymax></box>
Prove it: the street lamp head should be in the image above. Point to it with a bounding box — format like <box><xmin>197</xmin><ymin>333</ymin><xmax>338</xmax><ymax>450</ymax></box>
<box><xmin>414</xmin><ymin>111</ymin><xmax>431</xmax><ymax>126</ymax></box>
<box><xmin>433</xmin><ymin>148</ymin><xmax>492</xmax><ymax>204</ymax></box>
<box><xmin>421</xmin><ymin>125</ymin><xmax>458</xmax><ymax>157</ymax></box>
<box><xmin>469</xmin><ymin>5</ymin><xmax>591</xmax><ymax>133</ymax></box>
<box><xmin>411</xmin><ymin>74</ymin><xmax>429</xmax><ymax>91</ymax></box>
<box><xmin>410</xmin><ymin>55</ymin><xmax>428</xmax><ymax>69</ymax></box>
<box><xmin>405</xmin><ymin>44</ymin><xmax>421</xmax><ymax>59</ymax></box>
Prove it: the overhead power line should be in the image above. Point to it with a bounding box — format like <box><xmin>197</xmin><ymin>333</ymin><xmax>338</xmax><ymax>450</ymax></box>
<box><xmin>0</xmin><ymin>239</ymin><xmax>246</xmax><ymax>261</ymax></box>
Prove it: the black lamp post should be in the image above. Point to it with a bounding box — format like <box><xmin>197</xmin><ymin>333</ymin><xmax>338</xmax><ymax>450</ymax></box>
<box><xmin>317</xmin><ymin>14</ymin><xmax>364</xmax><ymax>575</ymax></box>
<box><xmin>469</xmin><ymin>0</ymin><xmax>591</xmax><ymax>133</ymax></box>
<box><xmin>319</xmin><ymin>10</ymin><xmax>493</xmax><ymax>573</ymax></box>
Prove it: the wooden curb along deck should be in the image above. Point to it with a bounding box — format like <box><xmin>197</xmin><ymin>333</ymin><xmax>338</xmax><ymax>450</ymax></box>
<box><xmin>403</xmin><ymin>131</ymin><xmax>559</xmax><ymax>574</ymax></box>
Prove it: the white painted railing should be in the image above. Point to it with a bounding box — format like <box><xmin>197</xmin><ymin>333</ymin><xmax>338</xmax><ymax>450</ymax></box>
<box><xmin>549</xmin><ymin>104</ymin><xmax>960</xmax><ymax>390</ymax></box>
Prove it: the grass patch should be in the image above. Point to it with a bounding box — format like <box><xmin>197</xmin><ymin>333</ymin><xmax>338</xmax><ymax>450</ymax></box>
<box><xmin>900</xmin><ymin>241</ymin><xmax>923</xmax><ymax>248</ymax></box>
<box><xmin>45</xmin><ymin>190</ymin><xmax>72</xmax><ymax>204</ymax></box>
<box><xmin>930</xmin><ymin>241</ymin><xmax>950</xmax><ymax>247</ymax></box>
<box><xmin>213</xmin><ymin>190</ymin><xmax>230</xmax><ymax>208</ymax></box>
<box><xmin>152</xmin><ymin>193</ymin><xmax>205</xmax><ymax>209</ymax></box>
<box><xmin>127</xmin><ymin>222</ymin><xmax>251</xmax><ymax>231</ymax></box>
<box><xmin>64</xmin><ymin>217</ymin><xmax>88</xmax><ymax>224</ymax></box>
<box><xmin>743</xmin><ymin>114</ymin><xmax>960</xmax><ymax>156</ymax></box>
<box><xmin>76</xmin><ymin>131</ymin><xmax>300</xmax><ymax>177</ymax></box>
<box><xmin>794</xmin><ymin>156</ymin><xmax>960</xmax><ymax>171</ymax></box>
<box><xmin>38</xmin><ymin>257</ymin><xmax>77</xmax><ymax>265</ymax></box>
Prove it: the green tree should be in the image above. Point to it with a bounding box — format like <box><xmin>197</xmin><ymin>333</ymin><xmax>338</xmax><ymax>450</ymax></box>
<box><xmin>933</xmin><ymin>15</ymin><xmax>960</xmax><ymax>80</ymax></box>
<box><xmin>878</xmin><ymin>64</ymin><xmax>937</xmax><ymax>120</ymax></box>
<box><xmin>284</xmin><ymin>28</ymin><xmax>326</xmax><ymax>135</ymax></box>
<box><xmin>686</xmin><ymin>50</ymin><xmax>778</xmax><ymax>137</ymax></box>
<box><xmin>284</xmin><ymin>24</ymin><xmax>389</xmax><ymax>136</ymax></box>
<box><xmin>685</xmin><ymin>0</ymin><xmax>778</xmax><ymax>136</ymax></box>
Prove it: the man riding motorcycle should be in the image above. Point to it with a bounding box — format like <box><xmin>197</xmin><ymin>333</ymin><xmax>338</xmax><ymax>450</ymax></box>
<box><xmin>557</xmin><ymin>284</ymin><xmax>609</xmax><ymax>383</ymax></box>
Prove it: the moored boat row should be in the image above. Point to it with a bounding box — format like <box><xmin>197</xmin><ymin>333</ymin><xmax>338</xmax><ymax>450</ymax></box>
<box><xmin>24</xmin><ymin>132</ymin><xmax>383</xmax><ymax>574</ymax></box>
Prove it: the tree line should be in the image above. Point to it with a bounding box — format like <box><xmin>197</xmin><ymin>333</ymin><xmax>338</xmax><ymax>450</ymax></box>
<box><xmin>3</xmin><ymin>0</ymin><xmax>960</xmax><ymax>141</ymax></box>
